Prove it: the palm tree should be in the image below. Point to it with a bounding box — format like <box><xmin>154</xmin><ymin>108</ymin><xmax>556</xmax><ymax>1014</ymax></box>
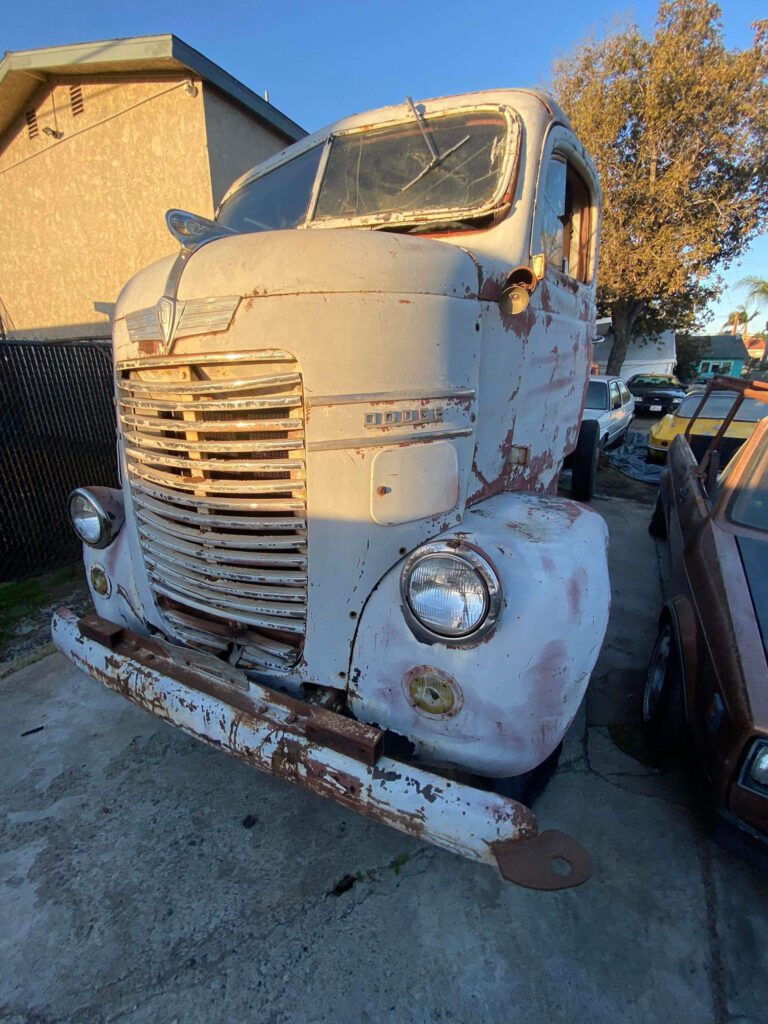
<box><xmin>721</xmin><ymin>306</ymin><xmax>758</xmax><ymax>336</ymax></box>
<box><xmin>740</xmin><ymin>276</ymin><xmax>768</xmax><ymax>309</ymax></box>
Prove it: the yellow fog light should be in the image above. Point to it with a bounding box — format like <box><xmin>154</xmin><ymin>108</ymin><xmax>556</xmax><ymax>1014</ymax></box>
<box><xmin>90</xmin><ymin>564</ymin><xmax>111</xmax><ymax>598</ymax></box>
<box><xmin>403</xmin><ymin>666</ymin><xmax>462</xmax><ymax>717</ymax></box>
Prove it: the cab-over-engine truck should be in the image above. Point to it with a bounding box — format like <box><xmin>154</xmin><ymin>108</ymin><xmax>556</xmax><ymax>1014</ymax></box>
<box><xmin>53</xmin><ymin>90</ymin><xmax>610</xmax><ymax>890</ymax></box>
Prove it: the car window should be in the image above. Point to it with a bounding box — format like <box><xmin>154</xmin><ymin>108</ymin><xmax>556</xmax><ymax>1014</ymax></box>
<box><xmin>538</xmin><ymin>155</ymin><xmax>592</xmax><ymax>282</ymax></box>
<box><xmin>619</xmin><ymin>382</ymin><xmax>632</xmax><ymax>405</ymax></box>
<box><xmin>633</xmin><ymin>376</ymin><xmax>679</xmax><ymax>387</ymax></box>
<box><xmin>729</xmin><ymin>441</ymin><xmax>768</xmax><ymax>532</ymax></box>
<box><xmin>609</xmin><ymin>382</ymin><xmax>621</xmax><ymax>410</ymax></box>
<box><xmin>675</xmin><ymin>395</ymin><xmax>767</xmax><ymax>422</ymax></box>
<box><xmin>585</xmin><ymin>381</ymin><xmax>608</xmax><ymax>410</ymax></box>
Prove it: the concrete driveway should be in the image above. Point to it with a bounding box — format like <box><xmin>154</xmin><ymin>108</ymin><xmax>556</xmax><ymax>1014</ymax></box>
<box><xmin>2</xmin><ymin>495</ymin><xmax>767</xmax><ymax>1024</ymax></box>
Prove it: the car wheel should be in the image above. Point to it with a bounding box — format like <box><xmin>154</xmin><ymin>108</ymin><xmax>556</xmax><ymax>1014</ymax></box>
<box><xmin>648</xmin><ymin>494</ymin><xmax>667</xmax><ymax>539</ymax></box>
<box><xmin>642</xmin><ymin>620</ymin><xmax>686</xmax><ymax>752</ymax></box>
<box><xmin>571</xmin><ymin>419</ymin><xmax>600</xmax><ymax>502</ymax></box>
<box><xmin>493</xmin><ymin>742</ymin><xmax>562</xmax><ymax>806</ymax></box>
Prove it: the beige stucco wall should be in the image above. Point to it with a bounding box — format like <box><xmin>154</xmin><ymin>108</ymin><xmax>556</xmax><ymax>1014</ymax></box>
<box><xmin>203</xmin><ymin>85</ymin><xmax>291</xmax><ymax>207</ymax></box>
<box><xmin>0</xmin><ymin>76</ymin><xmax>212</xmax><ymax>338</ymax></box>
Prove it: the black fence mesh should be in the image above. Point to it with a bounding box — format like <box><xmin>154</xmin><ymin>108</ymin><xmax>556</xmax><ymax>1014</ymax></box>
<box><xmin>1</xmin><ymin>341</ymin><xmax>119</xmax><ymax>581</ymax></box>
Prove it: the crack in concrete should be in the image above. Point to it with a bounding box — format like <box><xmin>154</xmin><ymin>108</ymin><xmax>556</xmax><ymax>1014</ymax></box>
<box><xmin>2</xmin><ymin>844</ymin><xmax>439</xmax><ymax>1024</ymax></box>
<box><xmin>698</xmin><ymin>835</ymin><xmax>729</xmax><ymax>1024</ymax></box>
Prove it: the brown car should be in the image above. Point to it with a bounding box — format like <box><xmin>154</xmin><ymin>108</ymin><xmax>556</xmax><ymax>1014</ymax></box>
<box><xmin>645</xmin><ymin>376</ymin><xmax>768</xmax><ymax>840</ymax></box>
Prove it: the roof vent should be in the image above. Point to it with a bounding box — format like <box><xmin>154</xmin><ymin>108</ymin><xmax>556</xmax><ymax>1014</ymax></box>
<box><xmin>25</xmin><ymin>110</ymin><xmax>39</xmax><ymax>139</ymax></box>
<box><xmin>70</xmin><ymin>85</ymin><xmax>84</xmax><ymax>117</ymax></box>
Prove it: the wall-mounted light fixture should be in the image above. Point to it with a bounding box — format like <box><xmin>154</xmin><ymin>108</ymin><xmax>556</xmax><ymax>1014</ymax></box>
<box><xmin>184</xmin><ymin>80</ymin><xmax>198</xmax><ymax>98</ymax></box>
<box><xmin>42</xmin><ymin>126</ymin><xmax>63</xmax><ymax>140</ymax></box>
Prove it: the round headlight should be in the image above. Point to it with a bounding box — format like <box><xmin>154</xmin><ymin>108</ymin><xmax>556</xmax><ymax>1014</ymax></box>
<box><xmin>69</xmin><ymin>490</ymin><xmax>104</xmax><ymax>545</ymax></box>
<box><xmin>401</xmin><ymin>544</ymin><xmax>501</xmax><ymax>643</ymax></box>
<box><xmin>750</xmin><ymin>745</ymin><xmax>768</xmax><ymax>788</ymax></box>
<box><xmin>68</xmin><ymin>487</ymin><xmax>124</xmax><ymax>549</ymax></box>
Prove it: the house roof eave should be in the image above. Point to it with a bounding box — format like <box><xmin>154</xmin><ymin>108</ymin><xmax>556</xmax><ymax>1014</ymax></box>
<box><xmin>0</xmin><ymin>34</ymin><xmax>306</xmax><ymax>143</ymax></box>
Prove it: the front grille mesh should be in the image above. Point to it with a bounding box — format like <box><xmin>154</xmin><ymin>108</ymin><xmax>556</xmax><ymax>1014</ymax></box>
<box><xmin>117</xmin><ymin>350</ymin><xmax>307</xmax><ymax>671</ymax></box>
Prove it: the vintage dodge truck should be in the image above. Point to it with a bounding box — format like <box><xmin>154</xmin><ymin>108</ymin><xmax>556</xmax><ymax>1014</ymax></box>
<box><xmin>53</xmin><ymin>89</ymin><xmax>610</xmax><ymax>890</ymax></box>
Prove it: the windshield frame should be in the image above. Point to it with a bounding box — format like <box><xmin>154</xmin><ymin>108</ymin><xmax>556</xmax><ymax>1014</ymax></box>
<box><xmin>215</xmin><ymin>103</ymin><xmax>521</xmax><ymax>234</ymax></box>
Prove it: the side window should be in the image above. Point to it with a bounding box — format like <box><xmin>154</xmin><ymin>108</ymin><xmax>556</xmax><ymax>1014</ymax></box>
<box><xmin>538</xmin><ymin>155</ymin><xmax>592</xmax><ymax>282</ymax></box>
<box><xmin>610</xmin><ymin>382</ymin><xmax>621</xmax><ymax>410</ymax></box>
<box><xmin>619</xmin><ymin>382</ymin><xmax>631</xmax><ymax>406</ymax></box>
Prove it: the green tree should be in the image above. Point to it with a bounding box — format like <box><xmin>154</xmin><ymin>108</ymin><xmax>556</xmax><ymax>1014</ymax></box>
<box><xmin>722</xmin><ymin>306</ymin><xmax>759</xmax><ymax>335</ymax></box>
<box><xmin>553</xmin><ymin>2</ymin><xmax>768</xmax><ymax>376</ymax></box>
<box><xmin>740</xmin><ymin>276</ymin><xmax>768</xmax><ymax>308</ymax></box>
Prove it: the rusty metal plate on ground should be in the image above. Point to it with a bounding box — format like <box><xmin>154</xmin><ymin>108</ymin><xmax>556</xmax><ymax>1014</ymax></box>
<box><xmin>492</xmin><ymin>829</ymin><xmax>592</xmax><ymax>890</ymax></box>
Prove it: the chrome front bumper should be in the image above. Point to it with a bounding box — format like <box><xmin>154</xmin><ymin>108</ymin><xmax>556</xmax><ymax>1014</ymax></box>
<box><xmin>52</xmin><ymin>607</ymin><xmax>591</xmax><ymax>890</ymax></box>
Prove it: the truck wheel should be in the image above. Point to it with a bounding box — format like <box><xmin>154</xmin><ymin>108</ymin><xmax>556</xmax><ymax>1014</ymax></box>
<box><xmin>642</xmin><ymin>620</ymin><xmax>686</xmax><ymax>752</ymax></box>
<box><xmin>571</xmin><ymin>420</ymin><xmax>600</xmax><ymax>502</ymax></box>
<box><xmin>648</xmin><ymin>494</ymin><xmax>667</xmax><ymax>539</ymax></box>
<box><xmin>493</xmin><ymin>742</ymin><xmax>562</xmax><ymax>806</ymax></box>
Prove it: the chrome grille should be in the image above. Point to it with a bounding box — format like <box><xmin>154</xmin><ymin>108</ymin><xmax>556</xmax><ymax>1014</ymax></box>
<box><xmin>117</xmin><ymin>350</ymin><xmax>307</xmax><ymax>671</ymax></box>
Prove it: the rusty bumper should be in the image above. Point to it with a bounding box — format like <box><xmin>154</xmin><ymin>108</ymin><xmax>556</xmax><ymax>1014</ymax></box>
<box><xmin>52</xmin><ymin>608</ymin><xmax>591</xmax><ymax>890</ymax></box>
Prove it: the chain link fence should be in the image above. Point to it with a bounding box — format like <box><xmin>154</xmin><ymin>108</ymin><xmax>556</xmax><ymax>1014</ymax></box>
<box><xmin>1</xmin><ymin>341</ymin><xmax>119</xmax><ymax>581</ymax></box>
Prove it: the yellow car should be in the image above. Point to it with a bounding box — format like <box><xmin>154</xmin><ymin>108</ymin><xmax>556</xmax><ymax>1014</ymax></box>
<box><xmin>648</xmin><ymin>392</ymin><xmax>767</xmax><ymax>463</ymax></box>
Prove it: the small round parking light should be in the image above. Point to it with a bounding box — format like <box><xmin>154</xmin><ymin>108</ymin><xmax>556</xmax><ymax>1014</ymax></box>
<box><xmin>403</xmin><ymin>666</ymin><xmax>462</xmax><ymax>717</ymax></box>
<box><xmin>89</xmin><ymin>564</ymin><xmax>111</xmax><ymax>598</ymax></box>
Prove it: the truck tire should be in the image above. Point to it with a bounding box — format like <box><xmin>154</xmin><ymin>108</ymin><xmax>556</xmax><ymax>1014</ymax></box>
<box><xmin>571</xmin><ymin>420</ymin><xmax>600</xmax><ymax>502</ymax></box>
<box><xmin>642</xmin><ymin>620</ymin><xmax>686</xmax><ymax>753</ymax></box>
<box><xmin>492</xmin><ymin>743</ymin><xmax>562</xmax><ymax>806</ymax></box>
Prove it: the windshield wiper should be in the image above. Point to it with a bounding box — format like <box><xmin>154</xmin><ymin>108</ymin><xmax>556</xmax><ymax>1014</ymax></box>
<box><xmin>401</xmin><ymin>96</ymin><xmax>470</xmax><ymax>192</ymax></box>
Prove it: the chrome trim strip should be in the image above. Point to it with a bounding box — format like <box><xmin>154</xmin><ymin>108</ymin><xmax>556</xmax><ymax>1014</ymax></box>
<box><xmin>308</xmin><ymin>427</ymin><xmax>472</xmax><ymax>451</ymax></box>
<box><xmin>307</xmin><ymin>388</ymin><xmax>475</xmax><ymax>407</ymax></box>
<box><xmin>119</xmin><ymin>371</ymin><xmax>301</xmax><ymax>396</ymax></box>
<box><xmin>117</xmin><ymin>350</ymin><xmax>296</xmax><ymax>371</ymax></box>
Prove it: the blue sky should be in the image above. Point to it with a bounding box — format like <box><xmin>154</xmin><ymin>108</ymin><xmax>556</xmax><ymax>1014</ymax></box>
<box><xmin>3</xmin><ymin>0</ymin><xmax>766</xmax><ymax>330</ymax></box>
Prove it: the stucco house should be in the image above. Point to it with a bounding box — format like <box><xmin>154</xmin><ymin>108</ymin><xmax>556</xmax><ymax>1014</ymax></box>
<box><xmin>0</xmin><ymin>35</ymin><xmax>306</xmax><ymax>340</ymax></box>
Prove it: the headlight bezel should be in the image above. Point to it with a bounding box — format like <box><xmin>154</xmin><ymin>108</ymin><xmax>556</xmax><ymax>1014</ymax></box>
<box><xmin>68</xmin><ymin>487</ymin><xmax>124</xmax><ymax>550</ymax></box>
<box><xmin>399</xmin><ymin>542</ymin><xmax>502</xmax><ymax>645</ymax></box>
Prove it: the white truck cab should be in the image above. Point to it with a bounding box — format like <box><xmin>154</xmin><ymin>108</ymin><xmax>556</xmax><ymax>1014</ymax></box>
<box><xmin>54</xmin><ymin>90</ymin><xmax>610</xmax><ymax>890</ymax></box>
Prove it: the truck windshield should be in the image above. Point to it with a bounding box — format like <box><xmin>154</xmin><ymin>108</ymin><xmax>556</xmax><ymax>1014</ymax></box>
<box><xmin>313</xmin><ymin>111</ymin><xmax>509</xmax><ymax>223</ymax></box>
<box><xmin>217</xmin><ymin>146</ymin><xmax>324</xmax><ymax>233</ymax></box>
<box><xmin>216</xmin><ymin>110</ymin><xmax>511</xmax><ymax>234</ymax></box>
